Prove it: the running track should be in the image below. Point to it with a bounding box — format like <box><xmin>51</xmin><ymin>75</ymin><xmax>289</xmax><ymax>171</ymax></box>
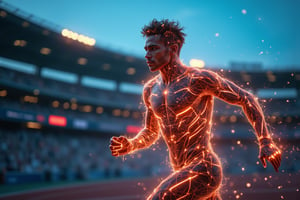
<box><xmin>0</xmin><ymin>173</ymin><xmax>299</xmax><ymax>200</ymax></box>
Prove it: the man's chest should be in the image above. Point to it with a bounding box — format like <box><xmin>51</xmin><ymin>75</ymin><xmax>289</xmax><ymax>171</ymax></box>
<box><xmin>149</xmin><ymin>78</ymin><xmax>200</xmax><ymax>117</ymax></box>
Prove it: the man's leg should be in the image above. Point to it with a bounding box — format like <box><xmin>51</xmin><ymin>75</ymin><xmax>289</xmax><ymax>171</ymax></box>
<box><xmin>147</xmin><ymin>160</ymin><xmax>222</xmax><ymax>200</ymax></box>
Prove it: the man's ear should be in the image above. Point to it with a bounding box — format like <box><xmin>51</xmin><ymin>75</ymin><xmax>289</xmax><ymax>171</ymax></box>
<box><xmin>169</xmin><ymin>44</ymin><xmax>178</xmax><ymax>54</ymax></box>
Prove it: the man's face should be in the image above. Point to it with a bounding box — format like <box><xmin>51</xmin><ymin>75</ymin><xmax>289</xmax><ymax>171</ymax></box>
<box><xmin>144</xmin><ymin>35</ymin><xmax>171</xmax><ymax>72</ymax></box>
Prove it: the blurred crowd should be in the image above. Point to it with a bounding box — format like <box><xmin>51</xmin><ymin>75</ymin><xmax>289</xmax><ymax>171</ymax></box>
<box><xmin>0</xmin><ymin>126</ymin><xmax>298</xmax><ymax>185</ymax></box>
<box><xmin>0</xmin><ymin>127</ymin><xmax>170</xmax><ymax>184</ymax></box>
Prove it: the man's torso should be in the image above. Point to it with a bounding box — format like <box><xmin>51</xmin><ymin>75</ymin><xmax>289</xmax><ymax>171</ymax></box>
<box><xmin>147</xmin><ymin>68</ymin><xmax>216</xmax><ymax>169</ymax></box>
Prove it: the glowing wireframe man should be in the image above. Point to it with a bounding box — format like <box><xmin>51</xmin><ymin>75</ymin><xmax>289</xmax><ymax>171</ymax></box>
<box><xmin>109</xmin><ymin>19</ymin><xmax>281</xmax><ymax>200</ymax></box>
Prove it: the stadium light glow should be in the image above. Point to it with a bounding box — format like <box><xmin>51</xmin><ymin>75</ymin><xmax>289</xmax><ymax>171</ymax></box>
<box><xmin>52</xmin><ymin>101</ymin><xmax>60</xmax><ymax>108</ymax></box>
<box><xmin>126</xmin><ymin>67</ymin><xmax>136</xmax><ymax>75</ymax></box>
<box><xmin>189</xmin><ymin>59</ymin><xmax>205</xmax><ymax>68</ymax></box>
<box><xmin>40</xmin><ymin>47</ymin><xmax>51</xmax><ymax>55</ymax></box>
<box><xmin>26</xmin><ymin>122</ymin><xmax>42</xmax><ymax>129</ymax></box>
<box><xmin>61</xmin><ymin>28</ymin><xmax>96</xmax><ymax>46</ymax></box>
<box><xmin>112</xmin><ymin>109</ymin><xmax>121</xmax><ymax>116</ymax></box>
<box><xmin>80</xmin><ymin>105</ymin><xmax>92</xmax><ymax>113</ymax></box>
<box><xmin>96</xmin><ymin>107</ymin><xmax>104</xmax><ymax>114</ymax></box>
<box><xmin>0</xmin><ymin>11</ymin><xmax>7</xmax><ymax>18</ymax></box>
<box><xmin>122</xmin><ymin>110</ymin><xmax>130</xmax><ymax>118</ymax></box>
<box><xmin>77</xmin><ymin>57</ymin><xmax>88</xmax><ymax>65</ymax></box>
<box><xmin>71</xmin><ymin>103</ymin><xmax>78</xmax><ymax>110</ymax></box>
<box><xmin>0</xmin><ymin>90</ymin><xmax>7</xmax><ymax>97</ymax></box>
<box><xmin>14</xmin><ymin>40</ymin><xmax>27</xmax><ymax>47</ymax></box>
<box><xmin>23</xmin><ymin>96</ymin><xmax>38</xmax><ymax>103</ymax></box>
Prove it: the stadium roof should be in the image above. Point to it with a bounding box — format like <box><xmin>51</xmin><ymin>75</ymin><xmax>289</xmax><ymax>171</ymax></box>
<box><xmin>0</xmin><ymin>5</ymin><xmax>300</xmax><ymax>91</ymax></box>
<box><xmin>0</xmin><ymin>6</ymin><xmax>151</xmax><ymax>84</ymax></box>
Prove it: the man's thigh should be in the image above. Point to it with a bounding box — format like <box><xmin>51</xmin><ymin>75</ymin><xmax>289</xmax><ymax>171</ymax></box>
<box><xmin>147</xmin><ymin>160</ymin><xmax>222</xmax><ymax>200</ymax></box>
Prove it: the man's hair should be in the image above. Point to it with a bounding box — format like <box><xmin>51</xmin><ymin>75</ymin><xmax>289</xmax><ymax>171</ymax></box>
<box><xmin>141</xmin><ymin>19</ymin><xmax>186</xmax><ymax>54</ymax></box>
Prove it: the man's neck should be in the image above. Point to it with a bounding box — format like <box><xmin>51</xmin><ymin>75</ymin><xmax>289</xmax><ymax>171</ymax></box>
<box><xmin>159</xmin><ymin>60</ymin><xmax>187</xmax><ymax>85</ymax></box>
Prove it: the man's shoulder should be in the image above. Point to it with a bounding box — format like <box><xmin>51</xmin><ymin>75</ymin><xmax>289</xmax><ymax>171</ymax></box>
<box><xmin>188</xmin><ymin>67</ymin><xmax>217</xmax><ymax>79</ymax></box>
<box><xmin>142</xmin><ymin>75</ymin><xmax>159</xmax><ymax>101</ymax></box>
<box><xmin>143</xmin><ymin>75</ymin><xmax>159</xmax><ymax>90</ymax></box>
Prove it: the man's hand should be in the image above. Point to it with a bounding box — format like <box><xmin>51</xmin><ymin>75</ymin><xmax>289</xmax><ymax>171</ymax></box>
<box><xmin>259</xmin><ymin>138</ymin><xmax>282</xmax><ymax>172</ymax></box>
<box><xmin>109</xmin><ymin>136</ymin><xmax>133</xmax><ymax>157</ymax></box>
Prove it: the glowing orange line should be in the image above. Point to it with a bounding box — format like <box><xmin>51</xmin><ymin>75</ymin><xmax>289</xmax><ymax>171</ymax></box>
<box><xmin>176</xmin><ymin>131</ymin><xmax>190</xmax><ymax>143</ymax></box>
<box><xmin>199</xmin><ymin>100</ymin><xmax>210</xmax><ymax>116</ymax></box>
<box><xmin>188</xmin><ymin>130</ymin><xmax>201</xmax><ymax>140</ymax></box>
<box><xmin>189</xmin><ymin>121</ymin><xmax>206</xmax><ymax>140</ymax></box>
<box><xmin>187</xmin><ymin>115</ymin><xmax>200</xmax><ymax>129</ymax></box>
<box><xmin>177</xmin><ymin>192</ymin><xmax>190</xmax><ymax>200</ymax></box>
<box><xmin>178</xmin><ymin>119</ymin><xmax>185</xmax><ymax>128</ymax></box>
<box><xmin>176</xmin><ymin>106</ymin><xmax>192</xmax><ymax>118</ymax></box>
<box><xmin>173</xmin><ymin>87</ymin><xmax>189</xmax><ymax>94</ymax></box>
<box><xmin>173</xmin><ymin>87</ymin><xmax>197</xmax><ymax>96</ymax></box>
<box><xmin>169</xmin><ymin>174</ymin><xmax>198</xmax><ymax>191</ymax></box>
<box><xmin>152</xmin><ymin>111</ymin><xmax>162</xmax><ymax>120</ymax></box>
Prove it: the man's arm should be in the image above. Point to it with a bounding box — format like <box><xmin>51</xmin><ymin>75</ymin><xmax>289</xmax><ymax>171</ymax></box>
<box><xmin>191</xmin><ymin>69</ymin><xmax>281</xmax><ymax>171</ymax></box>
<box><xmin>129</xmin><ymin>107</ymin><xmax>160</xmax><ymax>152</ymax></box>
<box><xmin>110</xmin><ymin>83</ymin><xmax>160</xmax><ymax>156</ymax></box>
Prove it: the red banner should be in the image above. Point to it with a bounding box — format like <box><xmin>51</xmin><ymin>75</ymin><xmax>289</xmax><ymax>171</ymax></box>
<box><xmin>48</xmin><ymin>115</ymin><xmax>67</xmax><ymax>127</ymax></box>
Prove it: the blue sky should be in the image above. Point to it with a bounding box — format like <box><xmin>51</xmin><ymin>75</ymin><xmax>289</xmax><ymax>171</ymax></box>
<box><xmin>2</xmin><ymin>0</ymin><xmax>300</xmax><ymax>69</ymax></box>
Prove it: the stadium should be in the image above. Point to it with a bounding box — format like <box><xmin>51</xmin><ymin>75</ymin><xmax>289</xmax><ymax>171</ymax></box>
<box><xmin>0</xmin><ymin>1</ymin><xmax>299</xmax><ymax>200</ymax></box>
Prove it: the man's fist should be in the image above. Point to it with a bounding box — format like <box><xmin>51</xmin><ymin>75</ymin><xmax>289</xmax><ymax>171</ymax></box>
<box><xmin>259</xmin><ymin>138</ymin><xmax>281</xmax><ymax>172</ymax></box>
<box><xmin>109</xmin><ymin>136</ymin><xmax>133</xmax><ymax>157</ymax></box>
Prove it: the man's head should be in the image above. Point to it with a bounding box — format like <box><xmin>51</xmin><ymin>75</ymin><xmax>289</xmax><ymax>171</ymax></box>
<box><xmin>142</xmin><ymin>19</ymin><xmax>186</xmax><ymax>72</ymax></box>
<box><xmin>141</xmin><ymin>19</ymin><xmax>186</xmax><ymax>55</ymax></box>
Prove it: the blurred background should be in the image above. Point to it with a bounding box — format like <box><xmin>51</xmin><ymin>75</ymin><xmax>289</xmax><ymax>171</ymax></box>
<box><xmin>0</xmin><ymin>0</ymin><xmax>299</xmax><ymax>199</ymax></box>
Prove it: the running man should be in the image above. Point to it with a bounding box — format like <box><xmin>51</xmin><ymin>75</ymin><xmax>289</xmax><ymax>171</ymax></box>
<box><xmin>109</xmin><ymin>19</ymin><xmax>281</xmax><ymax>200</ymax></box>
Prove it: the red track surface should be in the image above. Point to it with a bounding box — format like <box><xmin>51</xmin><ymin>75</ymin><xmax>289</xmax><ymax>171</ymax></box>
<box><xmin>1</xmin><ymin>174</ymin><xmax>299</xmax><ymax>200</ymax></box>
